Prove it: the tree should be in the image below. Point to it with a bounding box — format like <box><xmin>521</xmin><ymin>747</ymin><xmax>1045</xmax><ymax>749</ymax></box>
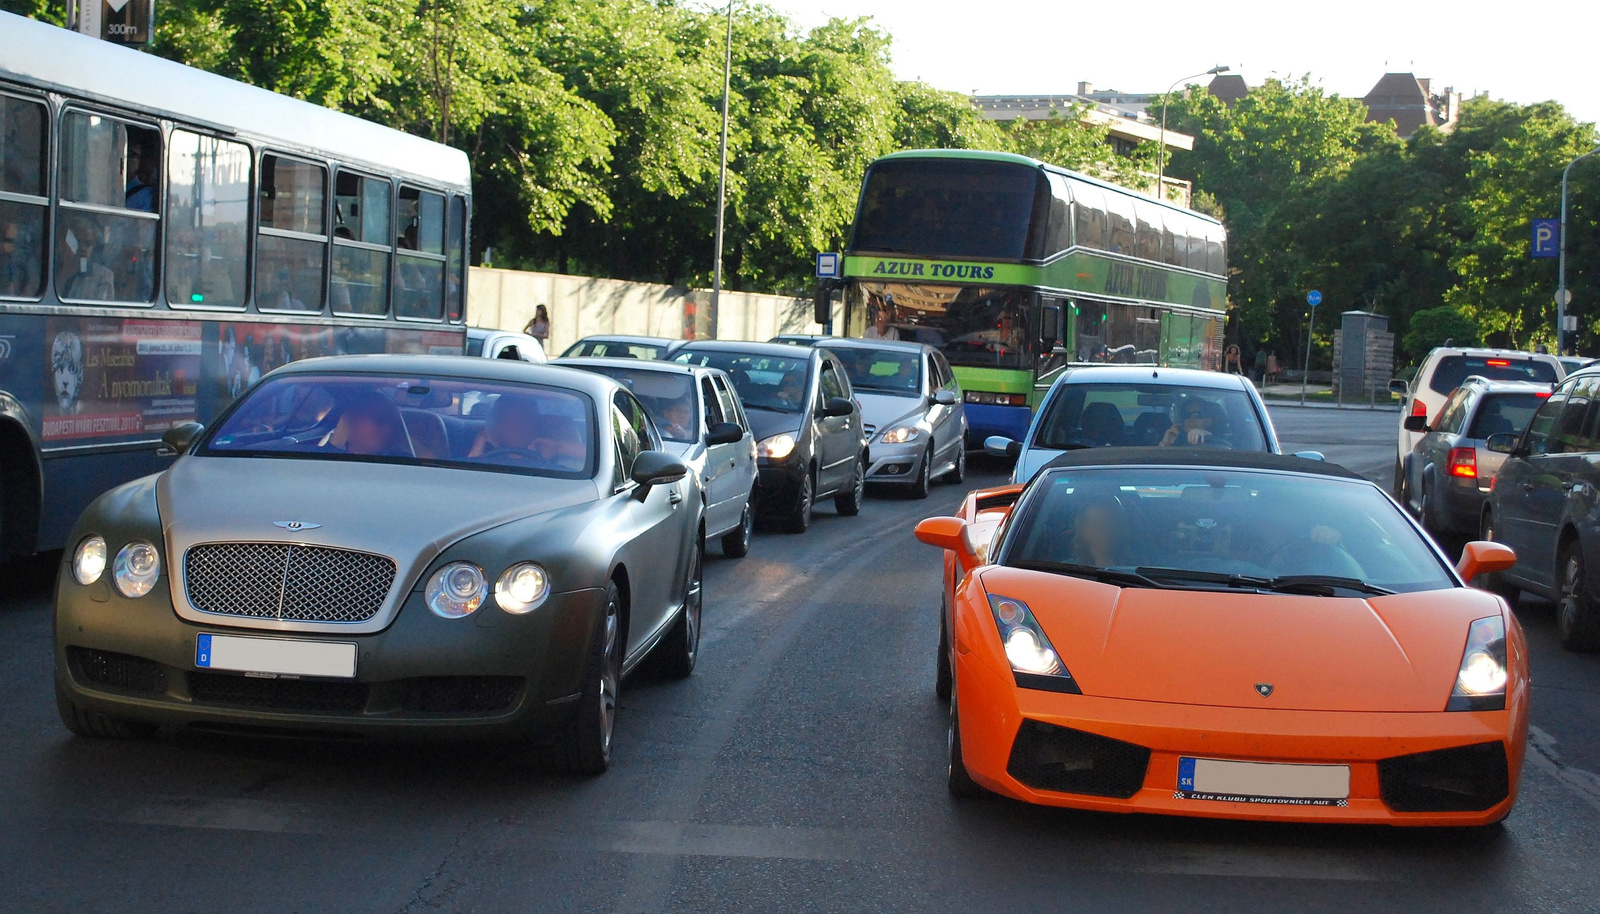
<box><xmin>1403</xmin><ymin>305</ymin><xmax>1480</xmax><ymax>359</ymax></box>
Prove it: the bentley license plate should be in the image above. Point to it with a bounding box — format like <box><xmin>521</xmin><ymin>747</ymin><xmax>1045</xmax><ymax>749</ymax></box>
<box><xmin>195</xmin><ymin>633</ymin><xmax>357</xmax><ymax>679</ymax></box>
<box><xmin>1177</xmin><ymin>757</ymin><xmax>1350</xmax><ymax>806</ymax></box>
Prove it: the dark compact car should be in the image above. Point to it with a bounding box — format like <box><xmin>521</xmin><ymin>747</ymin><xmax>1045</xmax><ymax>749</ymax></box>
<box><xmin>1400</xmin><ymin>377</ymin><xmax>1549</xmax><ymax>537</ymax></box>
<box><xmin>674</xmin><ymin>341</ymin><xmax>868</xmax><ymax>532</ymax></box>
<box><xmin>1483</xmin><ymin>365</ymin><xmax>1600</xmax><ymax>650</ymax></box>
<box><xmin>55</xmin><ymin>356</ymin><xmax>705</xmax><ymax>774</ymax></box>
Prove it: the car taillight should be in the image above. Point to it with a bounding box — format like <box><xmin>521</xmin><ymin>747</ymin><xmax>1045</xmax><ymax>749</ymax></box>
<box><xmin>1411</xmin><ymin>400</ymin><xmax>1428</xmax><ymax>418</ymax></box>
<box><xmin>1448</xmin><ymin>447</ymin><xmax>1478</xmax><ymax>479</ymax></box>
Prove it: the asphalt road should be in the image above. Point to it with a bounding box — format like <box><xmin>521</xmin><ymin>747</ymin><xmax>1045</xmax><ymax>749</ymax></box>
<box><xmin>3</xmin><ymin>405</ymin><xmax>1600</xmax><ymax>913</ymax></box>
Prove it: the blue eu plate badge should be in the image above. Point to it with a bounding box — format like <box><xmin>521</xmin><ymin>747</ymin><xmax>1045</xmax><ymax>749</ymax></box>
<box><xmin>1177</xmin><ymin>757</ymin><xmax>1197</xmax><ymax>792</ymax></box>
<box><xmin>196</xmin><ymin>633</ymin><xmax>213</xmax><ymax>667</ymax></box>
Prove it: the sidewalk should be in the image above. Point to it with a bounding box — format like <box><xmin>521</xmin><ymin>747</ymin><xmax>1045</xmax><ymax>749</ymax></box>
<box><xmin>1257</xmin><ymin>381</ymin><xmax>1400</xmax><ymax>411</ymax></box>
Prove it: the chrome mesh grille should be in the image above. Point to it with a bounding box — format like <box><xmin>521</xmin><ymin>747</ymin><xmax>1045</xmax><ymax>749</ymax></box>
<box><xmin>184</xmin><ymin>543</ymin><xmax>396</xmax><ymax>623</ymax></box>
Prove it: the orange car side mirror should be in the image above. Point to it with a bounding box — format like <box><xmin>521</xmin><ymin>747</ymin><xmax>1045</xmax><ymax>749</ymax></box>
<box><xmin>915</xmin><ymin>516</ymin><xmax>979</xmax><ymax>571</ymax></box>
<box><xmin>1458</xmin><ymin>541</ymin><xmax>1516</xmax><ymax>581</ymax></box>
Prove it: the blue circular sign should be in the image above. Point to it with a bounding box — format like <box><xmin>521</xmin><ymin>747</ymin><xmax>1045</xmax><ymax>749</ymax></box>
<box><xmin>1307</xmin><ymin>290</ymin><xmax>1323</xmax><ymax>306</ymax></box>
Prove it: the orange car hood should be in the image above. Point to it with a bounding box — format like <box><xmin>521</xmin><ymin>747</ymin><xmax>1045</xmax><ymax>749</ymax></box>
<box><xmin>976</xmin><ymin>567</ymin><xmax>1505</xmax><ymax>713</ymax></box>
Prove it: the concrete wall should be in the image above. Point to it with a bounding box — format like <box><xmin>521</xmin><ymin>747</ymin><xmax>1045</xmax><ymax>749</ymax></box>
<box><xmin>467</xmin><ymin>267</ymin><xmax>829</xmax><ymax>355</ymax></box>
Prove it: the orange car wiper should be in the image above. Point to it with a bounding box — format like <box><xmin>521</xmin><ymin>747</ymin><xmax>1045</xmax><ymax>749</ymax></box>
<box><xmin>1010</xmin><ymin>560</ymin><xmax>1164</xmax><ymax>589</ymax></box>
<box><xmin>1266</xmin><ymin>575</ymin><xmax>1394</xmax><ymax>597</ymax></box>
<box><xmin>1135</xmin><ymin>567</ymin><xmax>1394</xmax><ymax>597</ymax></box>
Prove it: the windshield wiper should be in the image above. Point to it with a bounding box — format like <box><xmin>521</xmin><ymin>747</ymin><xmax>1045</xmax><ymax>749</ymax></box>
<box><xmin>1134</xmin><ymin>567</ymin><xmax>1394</xmax><ymax>597</ymax></box>
<box><xmin>1011</xmin><ymin>560</ymin><xmax>1165</xmax><ymax>589</ymax></box>
<box><xmin>743</xmin><ymin>403</ymin><xmax>796</xmax><ymax>413</ymax></box>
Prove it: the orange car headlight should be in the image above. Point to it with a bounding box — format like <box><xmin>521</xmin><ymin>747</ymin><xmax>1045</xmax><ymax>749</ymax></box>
<box><xmin>988</xmin><ymin>594</ymin><xmax>1079</xmax><ymax>694</ymax></box>
<box><xmin>1446</xmin><ymin>615</ymin><xmax>1507</xmax><ymax>711</ymax></box>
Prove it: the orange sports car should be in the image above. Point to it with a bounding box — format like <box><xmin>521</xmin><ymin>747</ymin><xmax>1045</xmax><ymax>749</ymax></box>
<box><xmin>916</xmin><ymin>449</ymin><xmax>1527</xmax><ymax>826</ymax></box>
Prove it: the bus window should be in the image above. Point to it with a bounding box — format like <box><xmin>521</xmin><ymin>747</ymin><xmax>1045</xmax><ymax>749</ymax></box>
<box><xmin>446</xmin><ymin>195</ymin><xmax>466</xmax><ymax>321</ymax></box>
<box><xmin>395</xmin><ymin>185</ymin><xmax>445</xmax><ymax>320</ymax></box>
<box><xmin>851</xmin><ymin>158</ymin><xmax>1037</xmax><ymax>260</ymax></box>
<box><xmin>1037</xmin><ymin>172</ymin><xmax>1071</xmax><ymax>258</ymax></box>
<box><xmin>1184</xmin><ymin>219</ymin><xmax>1207</xmax><ymax>271</ymax></box>
<box><xmin>0</xmin><ymin>94</ymin><xmax>47</xmax><ymax>299</ymax></box>
<box><xmin>166</xmin><ymin>131</ymin><xmax>250</xmax><ymax>308</ymax></box>
<box><xmin>1160</xmin><ymin>213</ymin><xmax>1181</xmax><ymax>265</ymax></box>
<box><xmin>1103</xmin><ymin>189</ymin><xmax>1136</xmax><ymax>256</ymax></box>
<box><xmin>1070</xmin><ymin>182</ymin><xmax>1106</xmax><ymax>251</ymax></box>
<box><xmin>57</xmin><ymin>111</ymin><xmax>159</xmax><ymax>303</ymax></box>
<box><xmin>1133</xmin><ymin>199</ymin><xmax>1163</xmax><ymax>262</ymax></box>
<box><xmin>257</xmin><ymin>154</ymin><xmax>327</xmax><ymax>312</ymax></box>
<box><xmin>1206</xmin><ymin>222</ymin><xmax>1226</xmax><ymax>275</ymax></box>
<box><xmin>331</xmin><ymin>170</ymin><xmax>390</xmax><ymax>316</ymax></box>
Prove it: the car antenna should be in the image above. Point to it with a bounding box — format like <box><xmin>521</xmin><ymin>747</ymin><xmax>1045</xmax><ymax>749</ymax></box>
<box><xmin>1151</xmin><ymin>370</ymin><xmax>1159</xmax><ymax>379</ymax></box>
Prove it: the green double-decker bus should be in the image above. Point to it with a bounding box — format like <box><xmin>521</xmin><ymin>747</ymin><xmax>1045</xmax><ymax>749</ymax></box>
<box><xmin>838</xmin><ymin>149</ymin><xmax>1228</xmax><ymax>446</ymax></box>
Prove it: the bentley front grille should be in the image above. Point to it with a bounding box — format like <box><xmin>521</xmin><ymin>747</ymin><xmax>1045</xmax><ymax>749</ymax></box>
<box><xmin>184</xmin><ymin>543</ymin><xmax>396</xmax><ymax>623</ymax></box>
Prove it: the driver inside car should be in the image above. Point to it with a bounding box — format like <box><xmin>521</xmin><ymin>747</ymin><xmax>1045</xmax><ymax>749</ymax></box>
<box><xmin>1161</xmin><ymin>397</ymin><xmax>1225</xmax><ymax>447</ymax></box>
<box><xmin>658</xmin><ymin>396</ymin><xmax>694</xmax><ymax>440</ymax></box>
<box><xmin>776</xmin><ymin>371</ymin><xmax>808</xmax><ymax>410</ymax></box>
<box><xmin>468</xmin><ymin>394</ymin><xmax>540</xmax><ymax>458</ymax></box>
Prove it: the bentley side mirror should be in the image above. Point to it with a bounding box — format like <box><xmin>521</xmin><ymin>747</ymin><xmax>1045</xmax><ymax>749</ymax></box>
<box><xmin>931</xmin><ymin>389</ymin><xmax>958</xmax><ymax>406</ymax></box>
<box><xmin>705</xmin><ymin>422</ymin><xmax>743</xmax><ymax>446</ymax></box>
<box><xmin>984</xmin><ymin>435</ymin><xmax>1022</xmax><ymax>458</ymax></box>
<box><xmin>914</xmin><ymin>516</ymin><xmax>980</xmax><ymax>573</ymax></box>
<box><xmin>1292</xmin><ymin>450</ymin><xmax>1326</xmax><ymax>461</ymax></box>
<box><xmin>821</xmin><ymin>396</ymin><xmax>854</xmax><ymax>418</ymax></box>
<box><xmin>1403</xmin><ymin>415</ymin><xmax>1429</xmax><ymax>432</ymax></box>
<box><xmin>161</xmin><ymin>421</ymin><xmax>204</xmax><ymax>456</ymax></box>
<box><xmin>1485</xmin><ymin>433</ymin><xmax>1518</xmax><ymax>455</ymax></box>
<box><xmin>1458</xmin><ymin>541</ymin><xmax>1516</xmax><ymax>581</ymax></box>
<box><xmin>630</xmin><ymin>451</ymin><xmax>689</xmax><ymax>498</ymax></box>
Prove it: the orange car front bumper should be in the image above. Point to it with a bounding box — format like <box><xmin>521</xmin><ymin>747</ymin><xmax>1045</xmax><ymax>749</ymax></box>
<box><xmin>955</xmin><ymin>653</ymin><xmax>1527</xmax><ymax>826</ymax></box>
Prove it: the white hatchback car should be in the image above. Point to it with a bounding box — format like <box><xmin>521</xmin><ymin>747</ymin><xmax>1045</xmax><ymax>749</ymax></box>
<box><xmin>466</xmin><ymin>327</ymin><xmax>548</xmax><ymax>362</ymax></box>
<box><xmin>1390</xmin><ymin>348</ymin><xmax>1562</xmax><ymax>496</ymax></box>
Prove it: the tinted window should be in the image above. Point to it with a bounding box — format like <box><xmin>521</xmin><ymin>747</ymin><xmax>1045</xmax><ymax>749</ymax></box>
<box><xmin>676</xmin><ymin>350</ymin><xmax>812</xmax><ymax>414</ymax></box>
<box><xmin>257</xmin><ymin>155</ymin><xmax>327</xmax><ymax>312</ymax></box>
<box><xmin>0</xmin><ymin>94</ymin><xmax>47</xmax><ymax>299</ymax></box>
<box><xmin>834</xmin><ymin>346</ymin><xmax>921</xmax><ymax>395</ymax></box>
<box><xmin>700</xmin><ymin>377</ymin><xmax>725</xmax><ymax>427</ymax></box>
<box><xmin>57</xmin><ymin>111</ymin><xmax>159</xmax><ymax>302</ymax></box>
<box><xmin>166</xmin><ymin>131</ymin><xmax>251</xmax><ymax>308</ymax></box>
<box><xmin>1104</xmin><ymin>189</ymin><xmax>1137</xmax><ymax>255</ymax></box>
<box><xmin>1004</xmin><ymin>467</ymin><xmax>1453</xmax><ymax>594</ymax></box>
<box><xmin>851</xmin><ymin>158</ymin><xmax>1040</xmax><ymax>260</ymax></box>
<box><xmin>1524</xmin><ymin>385</ymin><xmax>1569</xmax><ymax>456</ymax></box>
<box><xmin>1070</xmin><ymin>182</ymin><xmax>1107</xmax><ymax>249</ymax></box>
<box><xmin>202</xmin><ymin>374</ymin><xmax>594</xmax><ymax>478</ymax></box>
<box><xmin>1428</xmin><ymin>356</ymin><xmax>1559</xmax><ymax>395</ymax></box>
<box><xmin>713</xmin><ymin>376</ymin><xmax>744</xmax><ymax>430</ymax></box>
<box><xmin>575</xmin><ymin>367</ymin><xmax>697</xmax><ymax>443</ymax></box>
<box><xmin>1133</xmin><ymin>199</ymin><xmax>1163</xmax><ymax>261</ymax></box>
<box><xmin>395</xmin><ymin>186</ymin><xmax>446</xmax><ymax>320</ymax></box>
<box><xmin>1034</xmin><ymin>383</ymin><xmax>1268</xmax><ymax>451</ymax></box>
<box><xmin>820</xmin><ymin>362</ymin><xmax>847</xmax><ymax>402</ymax></box>
<box><xmin>1434</xmin><ymin>389</ymin><xmax>1470</xmax><ymax>434</ymax></box>
<box><xmin>446</xmin><ymin>195</ymin><xmax>466</xmax><ymax>321</ymax></box>
<box><xmin>1467</xmin><ymin>393</ymin><xmax>1547</xmax><ymax>439</ymax></box>
<box><xmin>859</xmin><ymin>282</ymin><xmax>1034</xmax><ymax>370</ymax></box>
<box><xmin>1551</xmin><ymin>378</ymin><xmax>1598</xmax><ymax>454</ymax></box>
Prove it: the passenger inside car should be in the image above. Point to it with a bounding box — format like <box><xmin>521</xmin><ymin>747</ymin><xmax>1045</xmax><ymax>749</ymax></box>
<box><xmin>531</xmin><ymin>416</ymin><xmax>587</xmax><ymax>472</ymax></box>
<box><xmin>329</xmin><ymin>391</ymin><xmax>411</xmax><ymax>457</ymax></box>
<box><xmin>468</xmin><ymin>394</ymin><xmax>540</xmax><ymax>458</ymax></box>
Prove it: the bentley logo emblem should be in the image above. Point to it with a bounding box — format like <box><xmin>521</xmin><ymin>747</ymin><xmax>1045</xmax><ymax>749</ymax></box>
<box><xmin>274</xmin><ymin>521</ymin><xmax>321</xmax><ymax>531</ymax></box>
<box><xmin>1255</xmin><ymin>683</ymin><xmax>1274</xmax><ymax>697</ymax></box>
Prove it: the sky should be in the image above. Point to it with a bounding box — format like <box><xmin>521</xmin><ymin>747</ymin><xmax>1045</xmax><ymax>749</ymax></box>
<box><xmin>771</xmin><ymin>0</ymin><xmax>1600</xmax><ymax>125</ymax></box>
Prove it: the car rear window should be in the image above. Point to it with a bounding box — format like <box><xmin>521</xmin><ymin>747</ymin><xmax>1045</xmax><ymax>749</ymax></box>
<box><xmin>1428</xmin><ymin>356</ymin><xmax>1557</xmax><ymax>395</ymax></box>
<box><xmin>1467</xmin><ymin>393</ymin><xmax>1548</xmax><ymax>439</ymax></box>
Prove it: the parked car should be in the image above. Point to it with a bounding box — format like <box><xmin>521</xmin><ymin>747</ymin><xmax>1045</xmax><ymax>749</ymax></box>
<box><xmin>1560</xmin><ymin>356</ymin><xmax>1594</xmax><ymax>375</ymax></box>
<box><xmin>1483</xmin><ymin>364</ymin><xmax>1600</xmax><ymax>649</ymax></box>
<box><xmin>983</xmin><ymin>366</ymin><xmax>1285</xmax><ymax>485</ymax></box>
<box><xmin>770</xmin><ymin>334</ymin><xmax>836</xmax><ymax>347</ymax></box>
<box><xmin>1400</xmin><ymin>377</ymin><xmax>1550</xmax><ymax>537</ymax></box>
<box><xmin>560</xmin><ymin>335</ymin><xmax>684</xmax><ymax>360</ymax></box>
<box><xmin>1392</xmin><ymin>348</ymin><xmax>1564</xmax><ymax>496</ymax></box>
<box><xmin>674</xmin><ymin>341</ymin><xmax>867</xmax><ymax>532</ymax></box>
<box><xmin>54</xmin><ymin>355</ymin><xmax>704</xmax><ymax>774</ymax></box>
<box><xmin>809</xmin><ymin>337</ymin><xmax>967</xmax><ymax>497</ymax></box>
<box><xmin>466</xmin><ymin>327</ymin><xmax>547</xmax><ymax>362</ymax></box>
<box><xmin>915</xmin><ymin>448</ymin><xmax>1525</xmax><ymax>825</ymax></box>
<box><xmin>560</xmin><ymin>358</ymin><xmax>760</xmax><ymax>556</ymax></box>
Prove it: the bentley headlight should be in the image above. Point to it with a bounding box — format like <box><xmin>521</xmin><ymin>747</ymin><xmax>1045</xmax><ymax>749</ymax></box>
<box><xmin>112</xmin><ymin>541</ymin><xmax>161</xmax><ymax>598</ymax></box>
<box><xmin>427</xmin><ymin>562</ymin><xmax>487</xmax><ymax>618</ymax></box>
<box><xmin>1447</xmin><ymin>615</ymin><xmax>1508</xmax><ymax>711</ymax></box>
<box><xmin>757</xmin><ymin>433</ymin><xmax>797</xmax><ymax>460</ymax></box>
<box><xmin>73</xmin><ymin>535</ymin><xmax>107</xmax><ymax>585</ymax></box>
<box><xmin>988</xmin><ymin>595</ymin><xmax>1073</xmax><ymax>687</ymax></box>
<box><xmin>495</xmin><ymin>562</ymin><xmax>551</xmax><ymax>614</ymax></box>
<box><xmin>879</xmin><ymin>426</ymin><xmax>919</xmax><ymax>444</ymax></box>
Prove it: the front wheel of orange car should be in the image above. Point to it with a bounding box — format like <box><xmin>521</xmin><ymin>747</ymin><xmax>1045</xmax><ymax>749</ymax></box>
<box><xmin>947</xmin><ymin>693</ymin><xmax>983</xmax><ymax>798</ymax></box>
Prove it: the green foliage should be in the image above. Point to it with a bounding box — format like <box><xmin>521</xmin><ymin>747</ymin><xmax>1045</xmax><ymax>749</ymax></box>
<box><xmin>1403</xmin><ymin>306</ymin><xmax>1480</xmax><ymax>359</ymax></box>
<box><xmin>2</xmin><ymin>0</ymin><xmax>62</xmax><ymax>25</ymax></box>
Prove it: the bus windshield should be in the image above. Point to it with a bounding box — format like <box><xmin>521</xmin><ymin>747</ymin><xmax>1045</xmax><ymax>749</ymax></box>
<box><xmin>857</xmin><ymin>282</ymin><xmax>1034</xmax><ymax>370</ymax></box>
<box><xmin>851</xmin><ymin>158</ymin><xmax>1040</xmax><ymax>260</ymax></box>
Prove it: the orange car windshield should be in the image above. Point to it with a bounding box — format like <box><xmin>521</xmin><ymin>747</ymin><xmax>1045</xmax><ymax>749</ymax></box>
<box><xmin>1002</xmin><ymin>467</ymin><xmax>1455</xmax><ymax>595</ymax></box>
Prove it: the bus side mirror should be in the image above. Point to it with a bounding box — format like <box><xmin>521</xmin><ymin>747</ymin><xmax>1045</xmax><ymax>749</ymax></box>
<box><xmin>1041</xmin><ymin>304</ymin><xmax>1063</xmax><ymax>348</ymax></box>
<box><xmin>813</xmin><ymin>279</ymin><xmax>834</xmax><ymax>325</ymax></box>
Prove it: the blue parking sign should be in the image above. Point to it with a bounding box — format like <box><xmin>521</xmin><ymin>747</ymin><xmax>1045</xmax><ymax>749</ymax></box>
<box><xmin>1533</xmin><ymin>219</ymin><xmax>1560</xmax><ymax>259</ymax></box>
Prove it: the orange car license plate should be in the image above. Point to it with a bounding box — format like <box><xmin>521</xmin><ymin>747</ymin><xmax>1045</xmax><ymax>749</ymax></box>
<box><xmin>1177</xmin><ymin>757</ymin><xmax>1350</xmax><ymax>807</ymax></box>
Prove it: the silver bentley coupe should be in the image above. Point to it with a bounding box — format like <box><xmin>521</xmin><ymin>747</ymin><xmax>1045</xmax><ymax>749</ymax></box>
<box><xmin>54</xmin><ymin>355</ymin><xmax>705</xmax><ymax>775</ymax></box>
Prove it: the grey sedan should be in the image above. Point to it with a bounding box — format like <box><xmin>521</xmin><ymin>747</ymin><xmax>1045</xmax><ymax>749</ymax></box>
<box><xmin>54</xmin><ymin>356</ymin><xmax>703</xmax><ymax>774</ymax></box>
<box><xmin>559</xmin><ymin>358</ymin><xmax>760</xmax><ymax>556</ymax></box>
<box><xmin>1402</xmin><ymin>377</ymin><xmax>1549</xmax><ymax>537</ymax></box>
<box><xmin>821</xmin><ymin>338</ymin><xmax>967</xmax><ymax>497</ymax></box>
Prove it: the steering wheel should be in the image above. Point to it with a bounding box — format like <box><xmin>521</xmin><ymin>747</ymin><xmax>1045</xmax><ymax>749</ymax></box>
<box><xmin>482</xmin><ymin>447</ymin><xmax>541</xmax><ymax>464</ymax></box>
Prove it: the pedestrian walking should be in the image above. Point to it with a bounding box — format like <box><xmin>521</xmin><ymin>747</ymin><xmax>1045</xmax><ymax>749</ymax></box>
<box><xmin>1266</xmin><ymin>351</ymin><xmax>1280</xmax><ymax>387</ymax></box>
<box><xmin>1224</xmin><ymin>344</ymin><xmax>1243</xmax><ymax>375</ymax></box>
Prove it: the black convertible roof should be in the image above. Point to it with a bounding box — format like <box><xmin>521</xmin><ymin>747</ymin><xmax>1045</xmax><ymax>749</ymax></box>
<box><xmin>1037</xmin><ymin>447</ymin><xmax>1368</xmax><ymax>481</ymax></box>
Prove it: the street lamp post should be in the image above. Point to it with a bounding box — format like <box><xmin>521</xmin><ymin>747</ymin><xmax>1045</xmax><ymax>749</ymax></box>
<box><xmin>1558</xmin><ymin>144</ymin><xmax>1600</xmax><ymax>354</ymax></box>
<box><xmin>710</xmin><ymin>0</ymin><xmax>735</xmax><ymax>340</ymax></box>
<box><xmin>1156</xmin><ymin>65</ymin><xmax>1229</xmax><ymax>201</ymax></box>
